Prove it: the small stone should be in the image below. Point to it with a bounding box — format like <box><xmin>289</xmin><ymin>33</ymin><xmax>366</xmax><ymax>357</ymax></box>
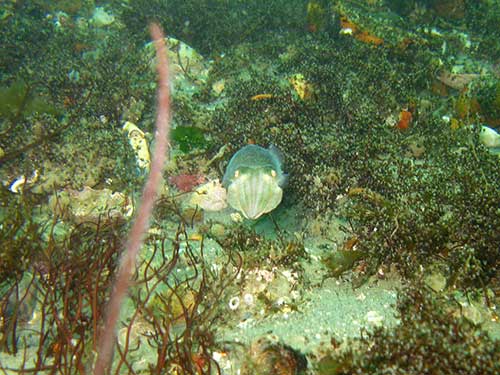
<box><xmin>460</xmin><ymin>302</ymin><xmax>484</xmax><ymax>325</ymax></box>
<box><xmin>189</xmin><ymin>179</ymin><xmax>227</xmax><ymax>211</ymax></box>
<box><xmin>365</xmin><ymin>310</ymin><xmax>384</xmax><ymax>326</ymax></box>
<box><xmin>210</xmin><ymin>223</ymin><xmax>226</xmax><ymax>237</ymax></box>
<box><xmin>424</xmin><ymin>271</ymin><xmax>447</xmax><ymax>292</ymax></box>
<box><xmin>212</xmin><ymin>79</ymin><xmax>225</xmax><ymax>95</ymax></box>
<box><xmin>91</xmin><ymin>7</ymin><xmax>115</xmax><ymax>27</ymax></box>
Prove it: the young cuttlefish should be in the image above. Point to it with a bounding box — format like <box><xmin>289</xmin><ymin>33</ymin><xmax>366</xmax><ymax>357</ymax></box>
<box><xmin>222</xmin><ymin>144</ymin><xmax>287</xmax><ymax>220</ymax></box>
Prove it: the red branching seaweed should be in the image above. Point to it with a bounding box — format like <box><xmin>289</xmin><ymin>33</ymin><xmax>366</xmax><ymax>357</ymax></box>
<box><xmin>1</xmin><ymin>22</ymin><xmax>242</xmax><ymax>375</ymax></box>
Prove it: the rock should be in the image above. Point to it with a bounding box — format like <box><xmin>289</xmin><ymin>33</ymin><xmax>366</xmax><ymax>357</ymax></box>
<box><xmin>189</xmin><ymin>179</ymin><xmax>227</xmax><ymax>212</ymax></box>
<box><xmin>91</xmin><ymin>7</ymin><xmax>115</xmax><ymax>27</ymax></box>
<box><xmin>145</xmin><ymin>37</ymin><xmax>209</xmax><ymax>91</ymax></box>
<box><xmin>424</xmin><ymin>271</ymin><xmax>447</xmax><ymax>292</ymax></box>
<box><xmin>49</xmin><ymin>186</ymin><xmax>133</xmax><ymax>224</ymax></box>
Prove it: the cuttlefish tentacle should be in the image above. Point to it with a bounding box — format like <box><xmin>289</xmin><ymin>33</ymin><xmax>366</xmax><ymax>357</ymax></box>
<box><xmin>228</xmin><ymin>172</ymin><xmax>283</xmax><ymax>219</ymax></box>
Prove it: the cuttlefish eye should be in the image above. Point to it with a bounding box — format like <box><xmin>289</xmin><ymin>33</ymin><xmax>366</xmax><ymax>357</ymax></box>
<box><xmin>234</xmin><ymin>170</ymin><xmax>240</xmax><ymax>178</ymax></box>
<box><xmin>271</xmin><ymin>169</ymin><xmax>276</xmax><ymax>178</ymax></box>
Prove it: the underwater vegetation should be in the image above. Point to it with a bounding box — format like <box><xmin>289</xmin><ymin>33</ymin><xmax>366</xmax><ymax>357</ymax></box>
<box><xmin>0</xmin><ymin>216</ymin><xmax>122</xmax><ymax>361</ymax></box>
<box><xmin>172</xmin><ymin>126</ymin><xmax>208</xmax><ymax>153</ymax></box>
<box><xmin>316</xmin><ymin>285</ymin><xmax>500</xmax><ymax>375</ymax></box>
<box><xmin>206</xmin><ymin>6</ymin><xmax>500</xmax><ymax>289</ymax></box>
<box><xmin>0</xmin><ymin>189</ymin><xmax>46</xmax><ymax>283</ymax></box>
<box><xmin>0</xmin><ymin>0</ymin><xmax>154</xmax><ymax>188</ymax></box>
<box><xmin>114</xmin><ymin>0</ymin><xmax>307</xmax><ymax>54</ymax></box>
<box><xmin>0</xmin><ymin>81</ymin><xmax>61</xmax><ymax>120</ymax></box>
<box><xmin>0</xmin><ymin>200</ymin><xmax>241</xmax><ymax>373</ymax></box>
<box><xmin>1</xmin><ymin>0</ymin><xmax>500</xmax><ymax>373</ymax></box>
<box><xmin>213</xmin><ymin>223</ymin><xmax>308</xmax><ymax>273</ymax></box>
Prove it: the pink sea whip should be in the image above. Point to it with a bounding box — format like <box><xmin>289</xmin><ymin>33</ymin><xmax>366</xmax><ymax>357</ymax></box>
<box><xmin>93</xmin><ymin>23</ymin><xmax>171</xmax><ymax>375</ymax></box>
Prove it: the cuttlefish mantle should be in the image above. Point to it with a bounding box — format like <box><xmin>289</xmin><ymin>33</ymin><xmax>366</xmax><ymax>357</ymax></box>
<box><xmin>222</xmin><ymin>144</ymin><xmax>287</xmax><ymax>220</ymax></box>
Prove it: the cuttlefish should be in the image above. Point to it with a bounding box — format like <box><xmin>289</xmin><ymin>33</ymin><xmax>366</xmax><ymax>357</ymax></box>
<box><xmin>222</xmin><ymin>144</ymin><xmax>287</xmax><ymax>220</ymax></box>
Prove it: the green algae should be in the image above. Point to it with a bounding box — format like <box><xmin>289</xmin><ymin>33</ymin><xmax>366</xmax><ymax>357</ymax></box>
<box><xmin>0</xmin><ymin>81</ymin><xmax>60</xmax><ymax>119</ymax></box>
<box><xmin>171</xmin><ymin>125</ymin><xmax>207</xmax><ymax>153</ymax></box>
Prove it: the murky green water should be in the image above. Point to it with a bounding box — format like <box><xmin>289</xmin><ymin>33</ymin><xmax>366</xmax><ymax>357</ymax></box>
<box><xmin>1</xmin><ymin>1</ymin><xmax>499</xmax><ymax>374</ymax></box>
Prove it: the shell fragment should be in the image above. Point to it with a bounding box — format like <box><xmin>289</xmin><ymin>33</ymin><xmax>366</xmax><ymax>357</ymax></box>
<box><xmin>123</xmin><ymin>121</ymin><xmax>150</xmax><ymax>170</ymax></box>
